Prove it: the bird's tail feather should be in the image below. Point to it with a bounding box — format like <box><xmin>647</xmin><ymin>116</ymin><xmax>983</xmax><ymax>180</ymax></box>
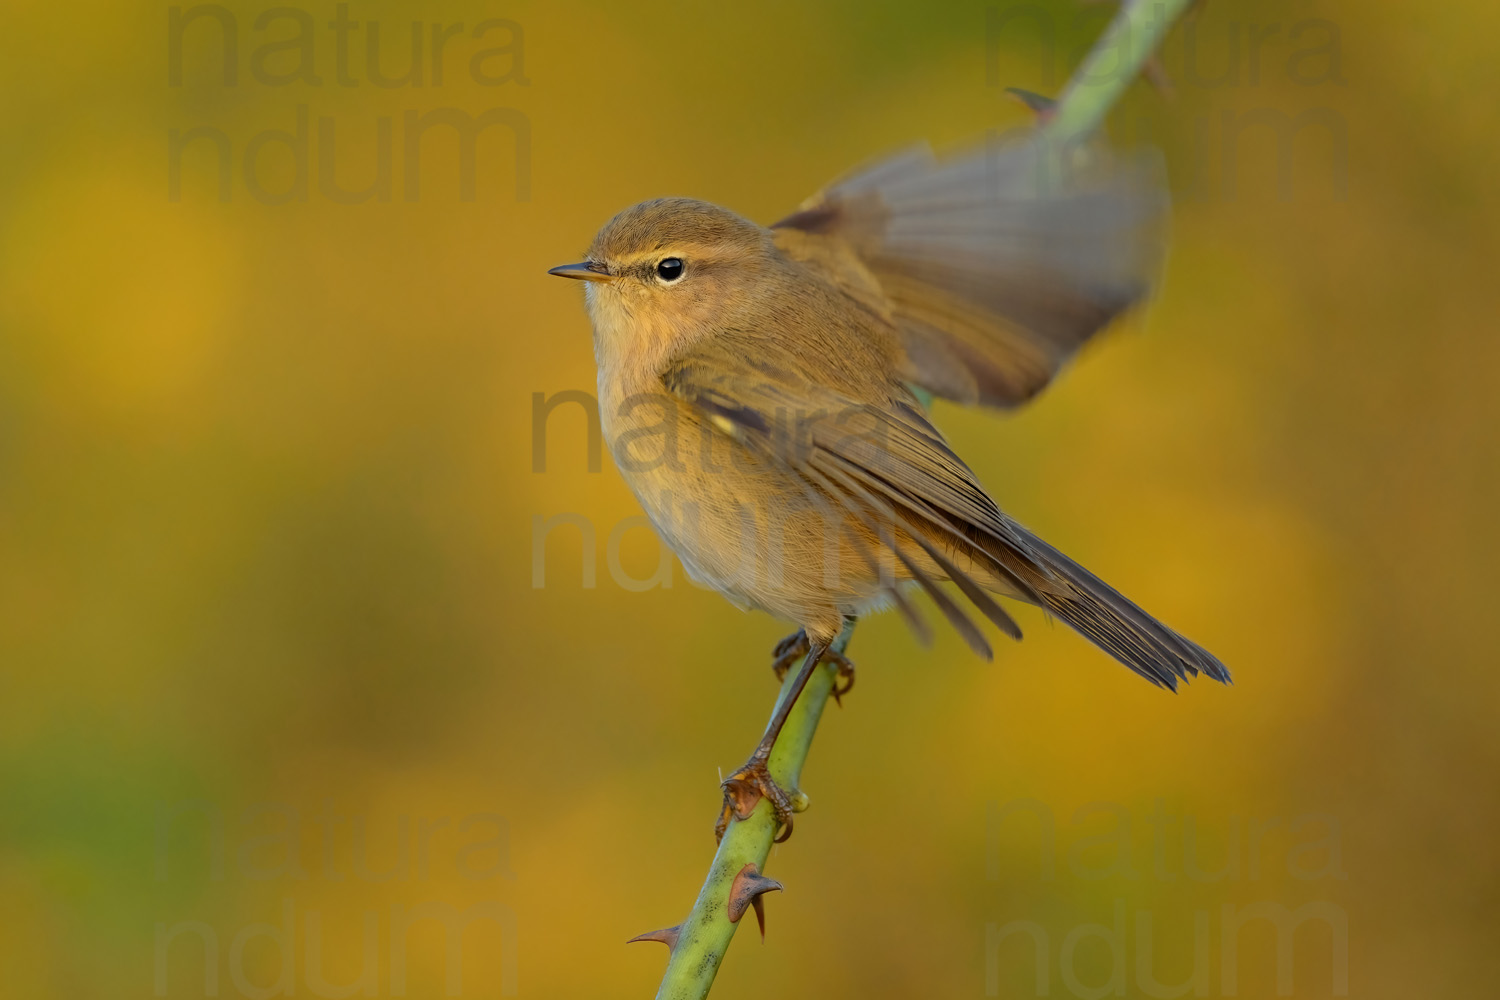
<box><xmin>1007</xmin><ymin>527</ymin><xmax>1230</xmax><ymax>691</ymax></box>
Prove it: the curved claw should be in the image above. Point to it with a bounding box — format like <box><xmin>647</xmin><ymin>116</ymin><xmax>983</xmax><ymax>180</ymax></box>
<box><xmin>770</xmin><ymin>630</ymin><xmax>808</xmax><ymax>683</ymax></box>
<box><xmin>715</xmin><ymin>758</ymin><xmax>797</xmax><ymax>844</ymax></box>
<box><xmin>772</xmin><ymin>630</ymin><xmax>808</xmax><ymax>661</ymax></box>
<box><xmin>714</xmin><ymin>797</ymin><xmax>734</xmax><ymax>842</ymax></box>
<box><xmin>829</xmin><ymin>652</ymin><xmax>856</xmax><ymax>707</ymax></box>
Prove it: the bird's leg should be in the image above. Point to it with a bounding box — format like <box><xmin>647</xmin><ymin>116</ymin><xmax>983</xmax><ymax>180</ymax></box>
<box><xmin>771</xmin><ymin>629</ymin><xmax>856</xmax><ymax>706</ymax></box>
<box><xmin>717</xmin><ymin>638</ymin><xmax>830</xmax><ymax>843</ymax></box>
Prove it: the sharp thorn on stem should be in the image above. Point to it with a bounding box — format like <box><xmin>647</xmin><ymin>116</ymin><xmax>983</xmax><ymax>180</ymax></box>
<box><xmin>1005</xmin><ymin>87</ymin><xmax>1057</xmax><ymax>123</ymax></box>
<box><xmin>626</xmin><ymin>924</ymin><xmax>682</xmax><ymax>949</ymax></box>
<box><xmin>727</xmin><ymin>863</ymin><xmax>784</xmax><ymax>942</ymax></box>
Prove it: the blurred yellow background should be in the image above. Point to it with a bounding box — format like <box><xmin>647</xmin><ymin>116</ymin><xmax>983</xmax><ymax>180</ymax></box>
<box><xmin>2</xmin><ymin>1</ymin><xmax>1496</xmax><ymax>997</ymax></box>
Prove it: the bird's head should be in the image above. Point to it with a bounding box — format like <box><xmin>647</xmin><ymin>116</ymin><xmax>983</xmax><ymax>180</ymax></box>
<box><xmin>549</xmin><ymin>198</ymin><xmax>779</xmax><ymax>370</ymax></box>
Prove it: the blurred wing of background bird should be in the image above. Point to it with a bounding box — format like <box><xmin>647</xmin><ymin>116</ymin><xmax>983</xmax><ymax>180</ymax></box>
<box><xmin>664</xmin><ymin>332</ymin><xmax>1228</xmax><ymax>690</ymax></box>
<box><xmin>771</xmin><ymin>135</ymin><xmax>1169</xmax><ymax>408</ymax></box>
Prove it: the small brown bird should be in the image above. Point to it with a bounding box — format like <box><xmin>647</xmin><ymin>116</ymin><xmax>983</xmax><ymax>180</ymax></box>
<box><xmin>550</xmin><ymin>134</ymin><xmax>1228</xmax><ymax>842</ymax></box>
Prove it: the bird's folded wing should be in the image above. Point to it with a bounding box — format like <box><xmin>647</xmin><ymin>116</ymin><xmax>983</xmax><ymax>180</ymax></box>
<box><xmin>662</xmin><ymin>333</ymin><xmax>1052</xmax><ymax>658</ymax></box>
<box><xmin>662</xmin><ymin>333</ymin><xmax>1228</xmax><ymax>690</ymax></box>
<box><xmin>771</xmin><ymin>136</ymin><xmax>1168</xmax><ymax>408</ymax></box>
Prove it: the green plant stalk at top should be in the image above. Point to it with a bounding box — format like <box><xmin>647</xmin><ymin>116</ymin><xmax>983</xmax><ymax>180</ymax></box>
<box><xmin>1046</xmin><ymin>0</ymin><xmax>1193</xmax><ymax>145</ymax></box>
<box><xmin>651</xmin><ymin>3</ymin><xmax>1194</xmax><ymax>997</ymax></box>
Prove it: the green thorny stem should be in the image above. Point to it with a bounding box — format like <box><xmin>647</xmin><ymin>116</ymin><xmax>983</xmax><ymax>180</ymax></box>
<box><xmin>649</xmin><ymin>3</ymin><xmax>1195</xmax><ymax>997</ymax></box>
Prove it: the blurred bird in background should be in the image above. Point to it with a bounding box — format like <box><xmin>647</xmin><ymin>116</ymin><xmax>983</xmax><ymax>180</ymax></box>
<box><xmin>549</xmin><ymin>132</ymin><xmax>1229</xmax><ymax>842</ymax></box>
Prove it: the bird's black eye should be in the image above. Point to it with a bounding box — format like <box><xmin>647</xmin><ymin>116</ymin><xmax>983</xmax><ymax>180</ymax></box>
<box><xmin>656</xmin><ymin>257</ymin><xmax>684</xmax><ymax>282</ymax></box>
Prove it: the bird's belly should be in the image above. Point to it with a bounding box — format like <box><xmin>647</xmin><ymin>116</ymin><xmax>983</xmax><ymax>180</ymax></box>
<box><xmin>624</xmin><ymin>452</ymin><xmax>846</xmax><ymax>618</ymax></box>
<box><xmin>603</xmin><ymin>392</ymin><xmax>874</xmax><ymax>631</ymax></box>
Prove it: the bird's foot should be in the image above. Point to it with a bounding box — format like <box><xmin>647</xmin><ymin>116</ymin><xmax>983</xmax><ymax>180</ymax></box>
<box><xmin>715</xmin><ymin>751</ymin><xmax>806</xmax><ymax>844</ymax></box>
<box><xmin>771</xmin><ymin>630</ymin><xmax>856</xmax><ymax>706</ymax></box>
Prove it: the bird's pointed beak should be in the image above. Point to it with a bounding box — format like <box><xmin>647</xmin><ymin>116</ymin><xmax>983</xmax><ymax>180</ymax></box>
<box><xmin>547</xmin><ymin>261</ymin><xmax>614</xmax><ymax>282</ymax></box>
